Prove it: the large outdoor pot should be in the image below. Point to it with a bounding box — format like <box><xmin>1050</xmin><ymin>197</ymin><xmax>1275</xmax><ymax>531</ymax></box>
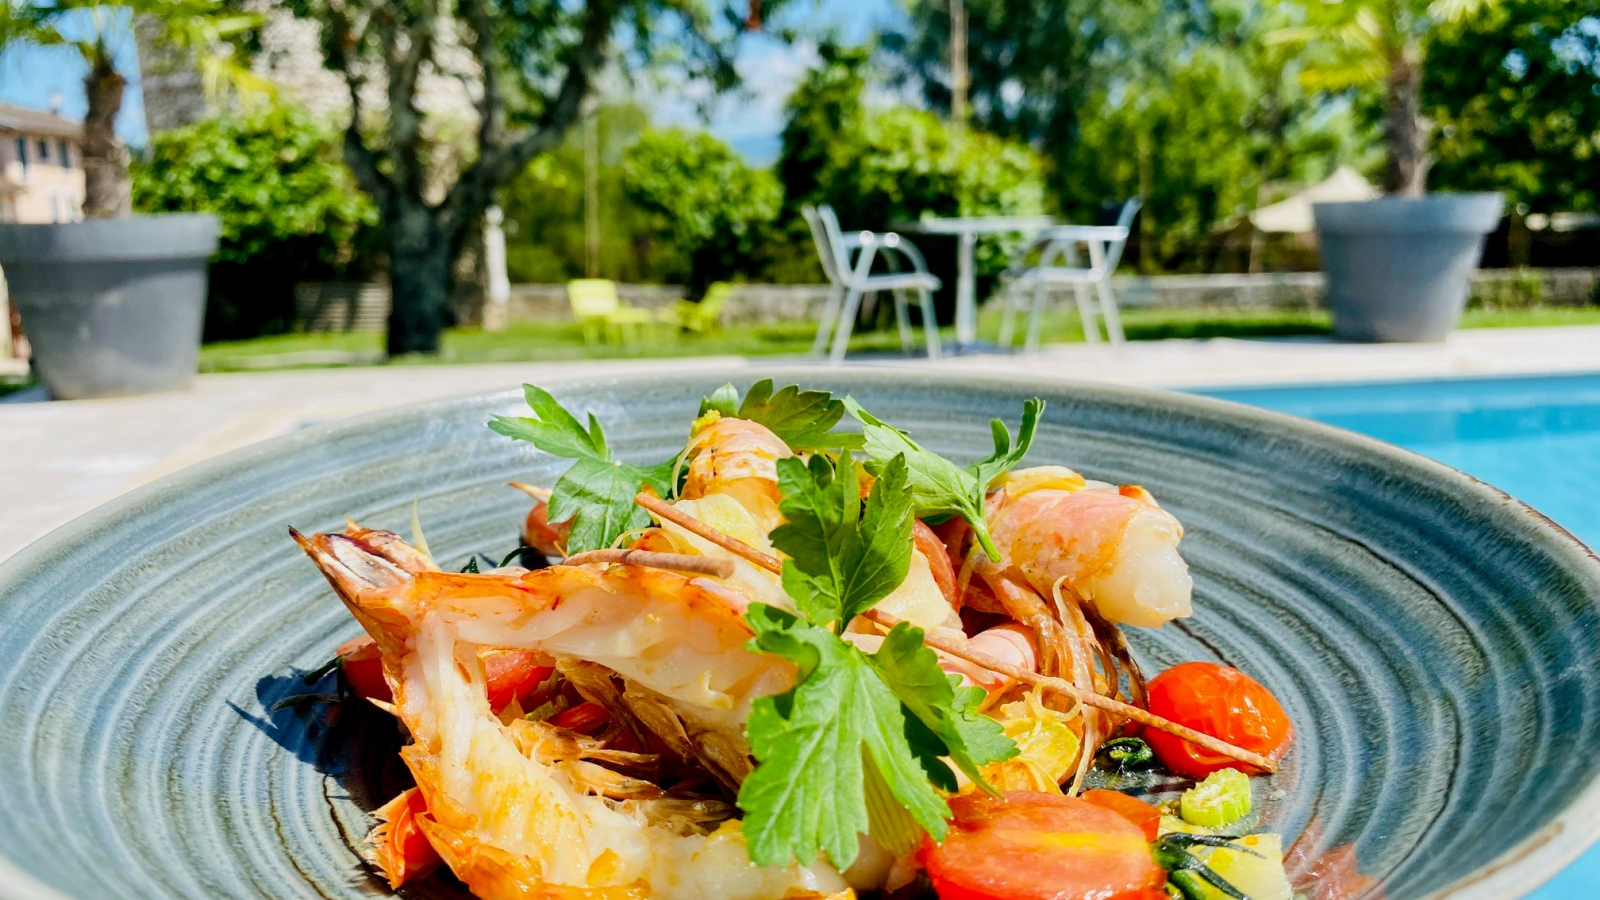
<box><xmin>0</xmin><ymin>214</ymin><xmax>219</xmax><ymax>399</ymax></box>
<box><xmin>1313</xmin><ymin>193</ymin><xmax>1503</xmax><ymax>342</ymax></box>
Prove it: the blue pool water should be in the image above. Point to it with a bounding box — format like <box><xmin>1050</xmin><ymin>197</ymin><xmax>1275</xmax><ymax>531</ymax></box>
<box><xmin>1202</xmin><ymin>373</ymin><xmax>1600</xmax><ymax>900</ymax></box>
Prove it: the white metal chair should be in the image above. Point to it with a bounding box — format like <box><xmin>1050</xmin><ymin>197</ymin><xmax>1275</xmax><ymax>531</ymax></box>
<box><xmin>999</xmin><ymin>199</ymin><xmax>1140</xmax><ymax>351</ymax></box>
<box><xmin>803</xmin><ymin>204</ymin><xmax>942</xmax><ymax>364</ymax></box>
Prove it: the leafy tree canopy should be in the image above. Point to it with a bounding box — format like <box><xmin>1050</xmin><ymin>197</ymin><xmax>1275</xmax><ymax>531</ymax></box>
<box><xmin>1061</xmin><ymin>1</ymin><xmax>1372</xmax><ymax>269</ymax></box>
<box><xmin>778</xmin><ymin>46</ymin><xmax>1049</xmax><ymax>280</ymax></box>
<box><xmin>1427</xmin><ymin>0</ymin><xmax>1600</xmax><ymax>212</ymax></box>
<box><xmin>622</xmin><ymin>127</ymin><xmax>784</xmax><ymax>294</ymax></box>
<box><xmin>884</xmin><ymin>0</ymin><xmax>1187</xmax><ymax>203</ymax></box>
<box><xmin>499</xmin><ymin>103</ymin><xmax>672</xmax><ymax>284</ymax></box>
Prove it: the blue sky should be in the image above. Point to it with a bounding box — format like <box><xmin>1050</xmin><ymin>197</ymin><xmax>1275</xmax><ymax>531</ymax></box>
<box><xmin>0</xmin><ymin>8</ymin><xmax>148</xmax><ymax>143</ymax></box>
<box><xmin>0</xmin><ymin>0</ymin><xmax>902</xmax><ymax>162</ymax></box>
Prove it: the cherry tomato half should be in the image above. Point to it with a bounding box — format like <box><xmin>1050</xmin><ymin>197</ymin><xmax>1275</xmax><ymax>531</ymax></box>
<box><xmin>482</xmin><ymin>650</ymin><xmax>555</xmax><ymax>714</ymax></box>
<box><xmin>922</xmin><ymin>791</ymin><xmax>1166</xmax><ymax>900</ymax></box>
<box><xmin>336</xmin><ymin>636</ymin><xmax>391</xmax><ymax>704</ymax></box>
<box><xmin>1081</xmin><ymin>789</ymin><xmax>1163</xmax><ymax>842</ymax></box>
<box><xmin>1143</xmin><ymin>661</ymin><xmax>1293</xmax><ymax>779</ymax></box>
<box><xmin>338</xmin><ymin>637</ymin><xmax>553</xmax><ymax>716</ymax></box>
<box><xmin>549</xmin><ymin>700</ymin><xmax>611</xmax><ymax>734</ymax></box>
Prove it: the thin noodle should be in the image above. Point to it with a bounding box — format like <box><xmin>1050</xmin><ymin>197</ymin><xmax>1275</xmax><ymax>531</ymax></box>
<box><xmin>1052</xmin><ymin>575</ymin><xmax>1101</xmax><ymax>796</ymax></box>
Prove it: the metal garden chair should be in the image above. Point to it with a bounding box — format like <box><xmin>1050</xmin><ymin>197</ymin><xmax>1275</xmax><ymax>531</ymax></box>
<box><xmin>803</xmin><ymin>204</ymin><xmax>942</xmax><ymax>364</ymax></box>
<box><xmin>999</xmin><ymin>199</ymin><xmax>1141</xmax><ymax>351</ymax></box>
<box><xmin>666</xmin><ymin>281</ymin><xmax>734</xmax><ymax>335</ymax></box>
<box><xmin>567</xmin><ymin>279</ymin><xmax>656</xmax><ymax>347</ymax></box>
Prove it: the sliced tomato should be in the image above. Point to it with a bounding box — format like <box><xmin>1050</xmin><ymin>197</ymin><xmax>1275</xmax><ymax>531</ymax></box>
<box><xmin>1081</xmin><ymin>789</ymin><xmax>1163</xmax><ymax>842</ymax></box>
<box><xmin>549</xmin><ymin>700</ymin><xmax>611</xmax><ymax>734</ymax></box>
<box><xmin>337</xmin><ymin>636</ymin><xmax>392</xmax><ymax>704</ymax></box>
<box><xmin>482</xmin><ymin>650</ymin><xmax>555</xmax><ymax>713</ymax></box>
<box><xmin>1143</xmin><ymin>661</ymin><xmax>1293</xmax><ymax>779</ymax></box>
<box><xmin>922</xmin><ymin>791</ymin><xmax>1166</xmax><ymax>900</ymax></box>
<box><xmin>338</xmin><ymin>637</ymin><xmax>553</xmax><ymax>715</ymax></box>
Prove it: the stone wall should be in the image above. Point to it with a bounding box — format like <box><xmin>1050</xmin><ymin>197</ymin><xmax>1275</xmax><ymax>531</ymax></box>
<box><xmin>296</xmin><ymin>269</ymin><xmax>1600</xmax><ymax>332</ymax></box>
<box><xmin>506</xmin><ymin>283</ymin><xmax>688</xmax><ymax>322</ymax></box>
<box><xmin>506</xmin><ymin>283</ymin><xmax>836</xmax><ymax>324</ymax></box>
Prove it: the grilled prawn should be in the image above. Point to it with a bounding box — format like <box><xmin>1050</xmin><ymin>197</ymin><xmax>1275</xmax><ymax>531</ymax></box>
<box><xmin>293</xmin><ymin>526</ymin><xmax>848</xmax><ymax>900</ymax></box>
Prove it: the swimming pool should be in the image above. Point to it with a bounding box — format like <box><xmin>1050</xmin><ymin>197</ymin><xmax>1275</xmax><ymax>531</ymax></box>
<box><xmin>1202</xmin><ymin>372</ymin><xmax>1600</xmax><ymax>900</ymax></box>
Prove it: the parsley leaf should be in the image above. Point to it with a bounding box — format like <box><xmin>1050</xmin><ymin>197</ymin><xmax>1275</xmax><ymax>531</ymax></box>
<box><xmin>699</xmin><ymin>382</ymin><xmax>740</xmax><ymax>417</ymax></box>
<box><xmin>770</xmin><ymin>453</ymin><xmax>914</xmax><ymax>629</ymax></box>
<box><xmin>738</xmin><ymin>604</ymin><xmax>954</xmax><ymax>869</ymax></box>
<box><xmin>488</xmin><ymin>384</ymin><xmax>673</xmax><ymax>553</ymax></box>
<box><xmin>741</xmin><ymin>454</ymin><xmax>1016</xmax><ymax>868</ymax></box>
<box><xmin>869</xmin><ymin>622</ymin><xmax>1018</xmax><ymax>791</ymax></box>
<box><xmin>699</xmin><ymin>379</ymin><xmax>864</xmax><ymax>451</ymax></box>
<box><xmin>488</xmin><ymin>383</ymin><xmax>610</xmax><ymax>460</ymax></box>
<box><xmin>549</xmin><ymin>457</ymin><xmax>673</xmax><ymax>553</ymax></box>
<box><xmin>843</xmin><ymin>397</ymin><xmax>1044</xmax><ymax>560</ymax></box>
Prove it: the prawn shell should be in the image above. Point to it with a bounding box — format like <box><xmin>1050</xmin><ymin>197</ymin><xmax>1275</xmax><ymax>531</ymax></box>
<box><xmin>987</xmin><ymin>489</ymin><xmax>1143</xmax><ymax>585</ymax></box>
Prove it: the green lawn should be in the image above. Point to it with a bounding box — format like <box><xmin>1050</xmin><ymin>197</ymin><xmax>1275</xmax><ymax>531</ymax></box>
<box><xmin>196</xmin><ymin>305</ymin><xmax>1600</xmax><ymax>372</ymax></box>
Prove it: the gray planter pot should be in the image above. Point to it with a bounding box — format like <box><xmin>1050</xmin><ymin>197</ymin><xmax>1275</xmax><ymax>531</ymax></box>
<box><xmin>0</xmin><ymin>214</ymin><xmax>219</xmax><ymax>399</ymax></box>
<box><xmin>1312</xmin><ymin>193</ymin><xmax>1503</xmax><ymax>342</ymax></box>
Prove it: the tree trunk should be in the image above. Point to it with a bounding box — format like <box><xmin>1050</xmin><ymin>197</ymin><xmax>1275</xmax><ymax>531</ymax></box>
<box><xmin>82</xmin><ymin>55</ymin><xmax>132</xmax><ymax>218</ymax></box>
<box><xmin>451</xmin><ymin>216</ymin><xmax>488</xmax><ymax>328</ymax></box>
<box><xmin>1384</xmin><ymin>45</ymin><xmax>1429</xmax><ymax>197</ymax></box>
<box><xmin>386</xmin><ymin>206</ymin><xmax>453</xmax><ymax>356</ymax></box>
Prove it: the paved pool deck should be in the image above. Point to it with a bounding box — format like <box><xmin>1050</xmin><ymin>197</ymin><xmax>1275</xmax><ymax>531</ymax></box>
<box><xmin>3</xmin><ymin>323</ymin><xmax>1599</xmax><ymax>562</ymax></box>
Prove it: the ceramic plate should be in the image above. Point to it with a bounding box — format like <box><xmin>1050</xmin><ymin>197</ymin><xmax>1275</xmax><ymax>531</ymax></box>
<box><xmin>2</xmin><ymin>368</ymin><xmax>1598</xmax><ymax>900</ymax></box>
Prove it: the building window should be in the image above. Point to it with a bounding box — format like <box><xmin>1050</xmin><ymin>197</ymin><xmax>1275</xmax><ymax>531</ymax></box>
<box><xmin>15</xmin><ymin>137</ymin><xmax>27</xmax><ymax>181</ymax></box>
<box><xmin>58</xmin><ymin>140</ymin><xmax>71</xmax><ymax>168</ymax></box>
<box><xmin>46</xmin><ymin>188</ymin><xmax>60</xmax><ymax>223</ymax></box>
<box><xmin>37</xmin><ymin>139</ymin><xmax>49</xmax><ymax>162</ymax></box>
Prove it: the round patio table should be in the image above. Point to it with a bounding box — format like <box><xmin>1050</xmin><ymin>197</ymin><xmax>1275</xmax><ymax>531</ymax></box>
<box><xmin>895</xmin><ymin>216</ymin><xmax>1057</xmax><ymax>352</ymax></box>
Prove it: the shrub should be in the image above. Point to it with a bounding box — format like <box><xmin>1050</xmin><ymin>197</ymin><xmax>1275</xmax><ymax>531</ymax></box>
<box><xmin>133</xmin><ymin>104</ymin><xmax>380</xmax><ymax>340</ymax></box>
<box><xmin>621</xmin><ymin>128</ymin><xmax>784</xmax><ymax>295</ymax></box>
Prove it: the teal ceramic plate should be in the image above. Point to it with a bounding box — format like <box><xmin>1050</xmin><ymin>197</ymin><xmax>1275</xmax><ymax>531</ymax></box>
<box><xmin>2</xmin><ymin>368</ymin><xmax>1598</xmax><ymax>900</ymax></box>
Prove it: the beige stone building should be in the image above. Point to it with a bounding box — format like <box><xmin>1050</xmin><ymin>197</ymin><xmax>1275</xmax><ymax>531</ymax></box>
<box><xmin>0</xmin><ymin>104</ymin><xmax>85</xmax><ymax>224</ymax></box>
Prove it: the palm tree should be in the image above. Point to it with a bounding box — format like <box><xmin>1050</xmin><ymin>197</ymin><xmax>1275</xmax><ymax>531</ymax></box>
<box><xmin>4</xmin><ymin>0</ymin><xmax>261</xmax><ymax>217</ymax></box>
<box><xmin>1267</xmin><ymin>0</ymin><xmax>1495</xmax><ymax>196</ymax></box>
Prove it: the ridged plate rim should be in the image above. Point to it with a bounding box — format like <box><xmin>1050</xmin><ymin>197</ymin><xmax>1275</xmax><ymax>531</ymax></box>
<box><xmin>1</xmin><ymin>365</ymin><xmax>1597</xmax><ymax>900</ymax></box>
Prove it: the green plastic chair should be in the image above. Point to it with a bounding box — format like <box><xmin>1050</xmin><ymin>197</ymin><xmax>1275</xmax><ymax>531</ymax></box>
<box><xmin>567</xmin><ymin>279</ymin><xmax>655</xmax><ymax>347</ymax></box>
<box><xmin>669</xmin><ymin>282</ymin><xmax>734</xmax><ymax>335</ymax></box>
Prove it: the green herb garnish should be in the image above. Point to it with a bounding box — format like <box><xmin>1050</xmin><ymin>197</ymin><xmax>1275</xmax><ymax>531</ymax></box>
<box><xmin>739</xmin><ymin>606</ymin><xmax>953</xmax><ymax>868</ymax></box>
<box><xmin>771</xmin><ymin>453</ymin><xmax>913</xmax><ymax>628</ymax></box>
<box><xmin>270</xmin><ymin>692</ymin><xmax>341</xmax><ymax>712</ymax></box>
<box><xmin>1153</xmin><ymin>833</ymin><xmax>1263</xmax><ymax>900</ymax></box>
<box><xmin>844</xmin><ymin>397</ymin><xmax>1043</xmax><ymax>560</ymax></box>
<box><xmin>489</xmin><ymin>385</ymin><xmax>675</xmax><ymax>553</ymax></box>
<box><xmin>699</xmin><ymin>379</ymin><xmax>864</xmax><ymax>451</ymax></box>
<box><xmin>300</xmin><ymin>655</ymin><xmax>343</xmax><ymax>685</ymax></box>
<box><xmin>1098</xmin><ymin>736</ymin><xmax>1157</xmax><ymax>772</ymax></box>
<box><xmin>737</xmin><ymin>451</ymin><xmax>1015</xmax><ymax>869</ymax></box>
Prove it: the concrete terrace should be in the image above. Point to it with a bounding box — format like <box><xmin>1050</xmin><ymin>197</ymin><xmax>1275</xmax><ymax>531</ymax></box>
<box><xmin>3</xmin><ymin>322</ymin><xmax>1600</xmax><ymax>562</ymax></box>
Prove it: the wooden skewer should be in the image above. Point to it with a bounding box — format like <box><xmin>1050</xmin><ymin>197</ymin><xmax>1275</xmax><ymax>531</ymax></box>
<box><xmin>631</xmin><ymin>491</ymin><xmax>1278</xmax><ymax>773</ymax></box>
<box><xmin>562</xmin><ymin>548</ymin><xmax>734</xmax><ymax>579</ymax></box>
<box><xmin>635</xmin><ymin>492</ymin><xmax>784</xmax><ymax>572</ymax></box>
<box><xmin>510</xmin><ymin>482</ymin><xmax>553</xmax><ymax>501</ymax></box>
<box><xmin>864</xmin><ymin>608</ymin><xmax>1277</xmax><ymax>772</ymax></box>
